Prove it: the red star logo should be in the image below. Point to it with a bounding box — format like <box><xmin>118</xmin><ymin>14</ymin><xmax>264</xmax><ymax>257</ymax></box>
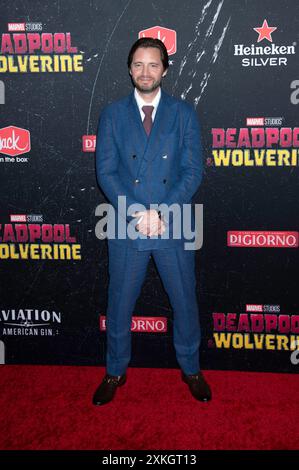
<box><xmin>253</xmin><ymin>19</ymin><xmax>277</xmax><ymax>43</ymax></box>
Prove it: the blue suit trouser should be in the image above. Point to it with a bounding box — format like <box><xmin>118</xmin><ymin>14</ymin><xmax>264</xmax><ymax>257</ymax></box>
<box><xmin>106</xmin><ymin>241</ymin><xmax>201</xmax><ymax>376</ymax></box>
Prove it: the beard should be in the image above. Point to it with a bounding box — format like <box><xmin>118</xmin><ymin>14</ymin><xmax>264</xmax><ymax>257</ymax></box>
<box><xmin>132</xmin><ymin>76</ymin><xmax>162</xmax><ymax>94</ymax></box>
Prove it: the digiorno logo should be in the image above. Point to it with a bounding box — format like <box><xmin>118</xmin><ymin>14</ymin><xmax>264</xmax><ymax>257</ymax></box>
<box><xmin>0</xmin><ymin>22</ymin><xmax>83</xmax><ymax>73</ymax></box>
<box><xmin>82</xmin><ymin>135</ymin><xmax>96</xmax><ymax>153</ymax></box>
<box><xmin>0</xmin><ymin>308</ymin><xmax>62</xmax><ymax>337</ymax></box>
<box><xmin>234</xmin><ymin>19</ymin><xmax>296</xmax><ymax>67</ymax></box>
<box><xmin>100</xmin><ymin>315</ymin><xmax>167</xmax><ymax>333</ymax></box>
<box><xmin>210</xmin><ymin>304</ymin><xmax>299</xmax><ymax>351</ymax></box>
<box><xmin>0</xmin><ymin>214</ymin><xmax>82</xmax><ymax>260</ymax></box>
<box><xmin>227</xmin><ymin>231</ymin><xmax>298</xmax><ymax>248</ymax></box>
<box><xmin>211</xmin><ymin>117</ymin><xmax>299</xmax><ymax>167</ymax></box>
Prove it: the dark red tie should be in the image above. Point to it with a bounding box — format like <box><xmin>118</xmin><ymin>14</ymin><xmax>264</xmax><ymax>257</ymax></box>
<box><xmin>142</xmin><ymin>105</ymin><xmax>154</xmax><ymax>136</ymax></box>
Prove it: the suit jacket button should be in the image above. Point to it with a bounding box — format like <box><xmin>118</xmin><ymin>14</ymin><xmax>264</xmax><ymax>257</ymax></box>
<box><xmin>132</xmin><ymin>155</ymin><xmax>137</xmax><ymax>159</ymax></box>
<box><xmin>135</xmin><ymin>179</ymin><xmax>140</xmax><ymax>184</ymax></box>
<box><xmin>163</xmin><ymin>179</ymin><xmax>167</xmax><ymax>184</ymax></box>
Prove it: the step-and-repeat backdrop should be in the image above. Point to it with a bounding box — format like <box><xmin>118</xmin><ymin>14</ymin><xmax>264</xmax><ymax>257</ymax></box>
<box><xmin>1</xmin><ymin>0</ymin><xmax>298</xmax><ymax>372</ymax></box>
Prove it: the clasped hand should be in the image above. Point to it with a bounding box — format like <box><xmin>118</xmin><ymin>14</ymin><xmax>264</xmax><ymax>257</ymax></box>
<box><xmin>132</xmin><ymin>209</ymin><xmax>166</xmax><ymax>237</ymax></box>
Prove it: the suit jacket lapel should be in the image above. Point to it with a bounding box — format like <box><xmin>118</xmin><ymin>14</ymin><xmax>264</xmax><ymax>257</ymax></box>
<box><xmin>127</xmin><ymin>90</ymin><xmax>176</xmax><ymax>178</ymax></box>
<box><xmin>144</xmin><ymin>90</ymin><xmax>170</xmax><ymax>162</ymax></box>
<box><xmin>127</xmin><ymin>91</ymin><xmax>148</xmax><ymax>156</ymax></box>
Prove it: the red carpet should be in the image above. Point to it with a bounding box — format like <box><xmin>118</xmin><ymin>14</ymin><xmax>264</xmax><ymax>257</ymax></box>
<box><xmin>1</xmin><ymin>365</ymin><xmax>298</xmax><ymax>450</ymax></box>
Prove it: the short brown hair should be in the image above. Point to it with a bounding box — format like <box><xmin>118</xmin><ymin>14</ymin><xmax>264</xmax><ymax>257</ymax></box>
<box><xmin>127</xmin><ymin>37</ymin><xmax>169</xmax><ymax>71</ymax></box>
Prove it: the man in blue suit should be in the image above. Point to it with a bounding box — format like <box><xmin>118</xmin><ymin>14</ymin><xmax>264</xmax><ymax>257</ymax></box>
<box><xmin>93</xmin><ymin>37</ymin><xmax>211</xmax><ymax>405</ymax></box>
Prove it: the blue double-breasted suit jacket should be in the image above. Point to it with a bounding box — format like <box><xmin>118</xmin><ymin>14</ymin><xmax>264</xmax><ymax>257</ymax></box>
<box><xmin>95</xmin><ymin>89</ymin><xmax>203</xmax><ymax>375</ymax></box>
<box><xmin>96</xmin><ymin>89</ymin><xmax>203</xmax><ymax>250</ymax></box>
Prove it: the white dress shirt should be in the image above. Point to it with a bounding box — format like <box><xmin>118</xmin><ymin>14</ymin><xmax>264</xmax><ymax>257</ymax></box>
<box><xmin>134</xmin><ymin>87</ymin><xmax>161</xmax><ymax>122</ymax></box>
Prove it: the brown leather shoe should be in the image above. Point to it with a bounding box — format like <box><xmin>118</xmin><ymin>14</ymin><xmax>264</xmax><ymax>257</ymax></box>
<box><xmin>182</xmin><ymin>371</ymin><xmax>212</xmax><ymax>402</ymax></box>
<box><xmin>92</xmin><ymin>374</ymin><xmax>126</xmax><ymax>406</ymax></box>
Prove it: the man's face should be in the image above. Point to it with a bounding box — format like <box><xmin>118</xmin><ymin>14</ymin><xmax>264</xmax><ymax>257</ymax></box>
<box><xmin>129</xmin><ymin>47</ymin><xmax>167</xmax><ymax>94</ymax></box>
